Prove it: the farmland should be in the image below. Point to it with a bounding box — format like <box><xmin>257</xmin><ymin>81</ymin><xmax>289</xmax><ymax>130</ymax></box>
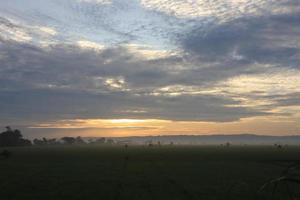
<box><xmin>0</xmin><ymin>145</ymin><xmax>299</xmax><ymax>200</ymax></box>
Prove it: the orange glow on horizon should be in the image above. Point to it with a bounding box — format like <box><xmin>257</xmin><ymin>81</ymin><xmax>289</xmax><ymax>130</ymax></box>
<box><xmin>109</xmin><ymin>119</ymin><xmax>148</xmax><ymax>123</ymax></box>
<box><xmin>27</xmin><ymin>115</ymin><xmax>300</xmax><ymax>137</ymax></box>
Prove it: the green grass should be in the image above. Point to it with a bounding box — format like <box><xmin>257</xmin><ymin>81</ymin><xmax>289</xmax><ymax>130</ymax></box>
<box><xmin>0</xmin><ymin>145</ymin><xmax>299</xmax><ymax>200</ymax></box>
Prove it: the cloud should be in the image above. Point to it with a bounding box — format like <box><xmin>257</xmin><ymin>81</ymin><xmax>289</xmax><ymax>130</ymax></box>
<box><xmin>38</xmin><ymin>27</ymin><xmax>57</xmax><ymax>36</ymax></box>
<box><xmin>0</xmin><ymin>17</ymin><xmax>32</xmax><ymax>42</ymax></box>
<box><xmin>0</xmin><ymin>17</ymin><xmax>60</xmax><ymax>46</ymax></box>
<box><xmin>180</xmin><ymin>6</ymin><xmax>300</xmax><ymax>67</ymax></box>
<box><xmin>0</xmin><ymin>39</ymin><xmax>273</xmax><ymax>124</ymax></box>
<box><xmin>76</xmin><ymin>0</ymin><xmax>112</xmax><ymax>4</ymax></box>
<box><xmin>140</xmin><ymin>0</ymin><xmax>275</xmax><ymax>19</ymax></box>
<box><xmin>0</xmin><ymin>0</ymin><xmax>300</xmax><ymax>131</ymax></box>
<box><xmin>0</xmin><ymin>0</ymin><xmax>188</xmax><ymax>48</ymax></box>
<box><xmin>77</xmin><ymin>40</ymin><xmax>105</xmax><ymax>51</ymax></box>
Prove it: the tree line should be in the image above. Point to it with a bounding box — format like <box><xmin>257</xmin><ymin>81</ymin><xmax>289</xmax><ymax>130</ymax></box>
<box><xmin>0</xmin><ymin>126</ymin><xmax>31</xmax><ymax>147</ymax></box>
<box><xmin>0</xmin><ymin>127</ymin><xmax>115</xmax><ymax>147</ymax></box>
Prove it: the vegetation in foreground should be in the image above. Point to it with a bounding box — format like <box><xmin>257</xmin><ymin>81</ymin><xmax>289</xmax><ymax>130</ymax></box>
<box><xmin>0</xmin><ymin>145</ymin><xmax>300</xmax><ymax>200</ymax></box>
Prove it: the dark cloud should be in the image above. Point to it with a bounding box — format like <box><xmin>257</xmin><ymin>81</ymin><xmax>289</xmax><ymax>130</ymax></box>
<box><xmin>273</xmin><ymin>93</ymin><xmax>300</xmax><ymax>108</ymax></box>
<box><xmin>180</xmin><ymin>7</ymin><xmax>300</xmax><ymax>67</ymax></box>
<box><xmin>0</xmin><ymin>39</ymin><xmax>271</xmax><ymax>124</ymax></box>
<box><xmin>0</xmin><ymin>88</ymin><xmax>269</xmax><ymax>124</ymax></box>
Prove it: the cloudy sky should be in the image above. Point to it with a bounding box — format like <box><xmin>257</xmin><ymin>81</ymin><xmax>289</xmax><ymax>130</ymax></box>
<box><xmin>0</xmin><ymin>0</ymin><xmax>300</xmax><ymax>138</ymax></box>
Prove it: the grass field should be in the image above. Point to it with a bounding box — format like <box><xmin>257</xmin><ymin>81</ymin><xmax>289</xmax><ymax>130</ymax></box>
<box><xmin>0</xmin><ymin>145</ymin><xmax>299</xmax><ymax>200</ymax></box>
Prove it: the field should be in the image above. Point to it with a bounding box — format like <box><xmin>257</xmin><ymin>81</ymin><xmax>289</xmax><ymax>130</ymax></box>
<box><xmin>0</xmin><ymin>145</ymin><xmax>300</xmax><ymax>200</ymax></box>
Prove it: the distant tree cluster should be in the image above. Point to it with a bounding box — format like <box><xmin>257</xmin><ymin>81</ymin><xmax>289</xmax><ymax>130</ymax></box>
<box><xmin>89</xmin><ymin>137</ymin><xmax>105</xmax><ymax>144</ymax></box>
<box><xmin>0</xmin><ymin>126</ymin><xmax>31</xmax><ymax>147</ymax></box>
<box><xmin>32</xmin><ymin>136</ymin><xmax>115</xmax><ymax>146</ymax></box>
<box><xmin>33</xmin><ymin>138</ymin><xmax>59</xmax><ymax>145</ymax></box>
<box><xmin>61</xmin><ymin>136</ymin><xmax>85</xmax><ymax>145</ymax></box>
<box><xmin>0</xmin><ymin>126</ymin><xmax>117</xmax><ymax>147</ymax></box>
<box><xmin>33</xmin><ymin>137</ymin><xmax>83</xmax><ymax>145</ymax></box>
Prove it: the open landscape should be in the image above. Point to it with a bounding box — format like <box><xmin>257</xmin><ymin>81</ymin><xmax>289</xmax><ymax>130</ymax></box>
<box><xmin>1</xmin><ymin>0</ymin><xmax>300</xmax><ymax>199</ymax></box>
<box><xmin>1</xmin><ymin>145</ymin><xmax>300</xmax><ymax>200</ymax></box>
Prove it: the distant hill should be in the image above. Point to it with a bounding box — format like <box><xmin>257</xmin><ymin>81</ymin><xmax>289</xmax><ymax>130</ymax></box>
<box><xmin>103</xmin><ymin>134</ymin><xmax>300</xmax><ymax>145</ymax></box>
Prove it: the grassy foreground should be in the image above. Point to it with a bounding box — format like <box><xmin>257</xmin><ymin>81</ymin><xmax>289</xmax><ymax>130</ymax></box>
<box><xmin>0</xmin><ymin>145</ymin><xmax>299</xmax><ymax>200</ymax></box>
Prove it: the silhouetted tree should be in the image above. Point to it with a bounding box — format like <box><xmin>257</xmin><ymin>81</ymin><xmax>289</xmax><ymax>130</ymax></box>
<box><xmin>33</xmin><ymin>138</ymin><xmax>58</xmax><ymax>145</ymax></box>
<box><xmin>0</xmin><ymin>126</ymin><xmax>31</xmax><ymax>147</ymax></box>
<box><xmin>274</xmin><ymin>143</ymin><xmax>283</xmax><ymax>149</ymax></box>
<box><xmin>75</xmin><ymin>136</ymin><xmax>85</xmax><ymax>144</ymax></box>
<box><xmin>33</xmin><ymin>138</ymin><xmax>45</xmax><ymax>145</ymax></box>
<box><xmin>94</xmin><ymin>137</ymin><xmax>106</xmax><ymax>144</ymax></box>
<box><xmin>19</xmin><ymin>138</ymin><xmax>32</xmax><ymax>146</ymax></box>
<box><xmin>61</xmin><ymin>137</ymin><xmax>76</xmax><ymax>145</ymax></box>
<box><xmin>106</xmin><ymin>138</ymin><xmax>114</xmax><ymax>144</ymax></box>
<box><xmin>47</xmin><ymin>138</ymin><xmax>58</xmax><ymax>145</ymax></box>
<box><xmin>0</xmin><ymin>150</ymin><xmax>11</xmax><ymax>159</ymax></box>
<box><xmin>145</xmin><ymin>140</ymin><xmax>153</xmax><ymax>146</ymax></box>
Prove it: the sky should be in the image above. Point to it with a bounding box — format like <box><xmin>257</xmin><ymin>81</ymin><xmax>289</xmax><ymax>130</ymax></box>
<box><xmin>0</xmin><ymin>0</ymin><xmax>300</xmax><ymax>138</ymax></box>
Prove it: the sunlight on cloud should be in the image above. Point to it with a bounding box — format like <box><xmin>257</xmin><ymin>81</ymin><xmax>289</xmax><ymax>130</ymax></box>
<box><xmin>140</xmin><ymin>0</ymin><xmax>275</xmax><ymax>20</ymax></box>
<box><xmin>77</xmin><ymin>40</ymin><xmax>105</xmax><ymax>51</ymax></box>
<box><xmin>124</xmin><ymin>44</ymin><xmax>179</xmax><ymax>60</ymax></box>
<box><xmin>223</xmin><ymin>69</ymin><xmax>300</xmax><ymax>96</ymax></box>
<box><xmin>0</xmin><ymin>17</ymin><xmax>59</xmax><ymax>45</ymax></box>
<box><xmin>271</xmin><ymin>106</ymin><xmax>300</xmax><ymax>118</ymax></box>
<box><xmin>104</xmin><ymin>77</ymin><xmax>127</xmax><ymax>90</ymax></box>
<box><xmin>216</xmin><ymin>69</ymin><xmax>300</xmax><ymax>110</ymax></box>
<box><xmin>141</xmin><ymin>0</ymin><xmax>213</xmax><ymax>18</ymax></box>
<box><xmin>30</xmin><ymin>118</ymin><xmax>169</xmax><ymax>129</ymax></box>
<box><xmin>150</xmin><ymin>85</ymin><xmax>218</xmax><ymax>97</ymax></box>
<box><xmin>1</xmin><ymin>29</ymin><xmax>32</xmax><ymax>42</ymax></box>
<box><xmin>109</xmin><ymin>119</ymin><xmax>148</xmax><ymax>123</ymax></box>
<box><xmin>29</xmin><ymin>117</ymin><xmax>300</xmax><ymax>136</ymax></box>
<box><xmin>147</xmin><ymin>68</ymin><xmax>300</xmax><ymax>118</ymax></box>
<box><xmin>0</xmin><ymin>19</ymin><xmax>32</xmax><ymax>42</ymax></box>
<box><xmin>39</xmin><ymin>27</ymin><xmax>57</xmax><ymax>36</ymax></box>
<box><xmin>92</xmin><ymin>76</ymin><xmax>132</xmax><ymax>91</ymax></box>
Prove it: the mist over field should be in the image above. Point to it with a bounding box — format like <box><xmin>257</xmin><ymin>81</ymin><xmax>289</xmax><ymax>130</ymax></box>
<box><xmin>109</xmin><ymin>134</ymin><xmax>300</xmax><ymax>145</ymax></box>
